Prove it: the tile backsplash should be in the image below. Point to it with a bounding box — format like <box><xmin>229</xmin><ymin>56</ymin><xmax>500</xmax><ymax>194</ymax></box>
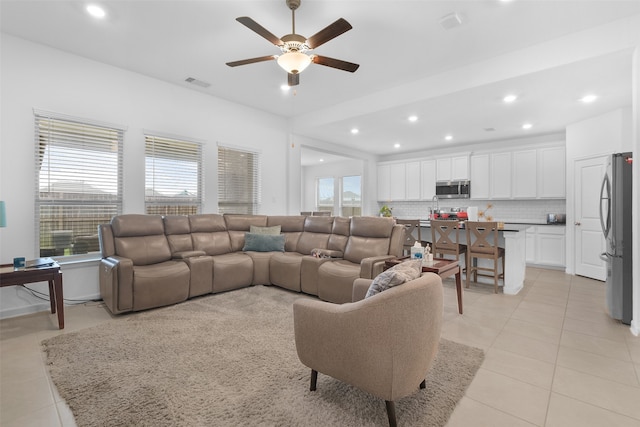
<box><xmin>380</xmin><ymin>199</ymin><xmax>567</xmax><ymax>223</ymax></box>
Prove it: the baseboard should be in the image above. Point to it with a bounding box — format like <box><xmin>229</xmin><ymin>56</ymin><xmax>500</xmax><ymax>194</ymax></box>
<box><xmin>630</xmin><ymin>320</ymin><xmax>640</xmax><ymax>337</ymax></box>
<box><xmin>0</xmin><ymin>292</ymin><xmax>101</xmax><ymax>320</ymax></box>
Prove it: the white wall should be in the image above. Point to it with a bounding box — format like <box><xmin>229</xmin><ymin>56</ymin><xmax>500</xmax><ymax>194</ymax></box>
<box><xmin>0</xmin><ymin>35</ymin><xmax>289</xmax><ymax>319</ymax></box>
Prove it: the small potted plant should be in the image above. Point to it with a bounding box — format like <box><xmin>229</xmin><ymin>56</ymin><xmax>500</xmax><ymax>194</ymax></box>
<box><xmin>379</xmin><ymin>204</ymin><xmax>393</xmax><ymax>217</ymax></box>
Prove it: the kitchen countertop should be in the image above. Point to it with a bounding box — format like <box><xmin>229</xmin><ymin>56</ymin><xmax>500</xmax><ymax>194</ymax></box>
<box><xmin>416</xmin><ymin>220</ymin><xmax>545</xmax><ymax>232</ymax></box>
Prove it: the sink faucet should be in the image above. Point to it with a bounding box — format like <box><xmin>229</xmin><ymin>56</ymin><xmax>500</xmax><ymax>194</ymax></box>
<box><xmin>431</xmin><ymin>195</ymin><xmax>439</xmax><ymax>217</ymax></box>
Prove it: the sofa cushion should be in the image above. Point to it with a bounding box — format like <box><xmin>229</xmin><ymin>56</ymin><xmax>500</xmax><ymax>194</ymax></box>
<box><xmin>243</xmin><ymin>233</ymin><xmax>285</xmax><ymax>252</ymax></box>
<box><xmin>249</xmin><ymin>225</ymin><xmax>281</xmax><ymax>235</ymax></box>
<box><xmin>365</xmin><ymin>259</ymin><xmax>422</xmax><ymax>298</ymax></box>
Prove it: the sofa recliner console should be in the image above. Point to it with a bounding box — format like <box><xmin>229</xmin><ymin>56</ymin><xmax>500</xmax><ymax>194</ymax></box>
<box><xmin>98</xmin><ymin>214</ymin><xmax>404</xmax><ymax>314</ymax></box>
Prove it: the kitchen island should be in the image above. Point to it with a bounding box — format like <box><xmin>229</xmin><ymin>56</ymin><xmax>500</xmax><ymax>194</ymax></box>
<box><xmin>418</xmin><ymin>221</ymin><xmax>531</xmax><ymax>295</ymax></box>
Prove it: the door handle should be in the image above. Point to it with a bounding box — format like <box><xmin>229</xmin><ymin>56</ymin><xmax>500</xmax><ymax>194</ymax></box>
<box><xmin>574</xmin><ymin>222</ymin><xmax>581</xmax><ymax>226</ymax></box>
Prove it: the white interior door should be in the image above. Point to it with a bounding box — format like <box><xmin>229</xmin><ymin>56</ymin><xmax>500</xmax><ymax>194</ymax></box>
<box><xmin>574</xmin><ymin>156</ymin><xmax>607</xmax><ymax>280</ymax></box>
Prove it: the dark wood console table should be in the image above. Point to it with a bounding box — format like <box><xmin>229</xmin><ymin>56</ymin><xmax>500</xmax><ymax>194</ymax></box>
<box><xmin>0</xmin><ymin>261</ymin><xmax>64</xmax><ymax>329</ymax></box>
<box><xmin>385</xmin><ymin>257</ymin><xmax>463</xmax><ymax>314</ymax></box>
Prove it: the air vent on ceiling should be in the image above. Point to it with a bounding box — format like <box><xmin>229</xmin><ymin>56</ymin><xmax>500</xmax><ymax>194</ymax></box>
<box><xmin>484</xmin><ymin>127</ymin><xmax>496</xmax><ymax>132</ymax></box>
<box><xmin>185</xmin><ymin>77</ymin><xmax>211</xmax><ymax>88</ymax></box>
<box><xmin>439</xmin><ymin>12</ymin><xmax>463</xmax><ymax>30</ymax></box>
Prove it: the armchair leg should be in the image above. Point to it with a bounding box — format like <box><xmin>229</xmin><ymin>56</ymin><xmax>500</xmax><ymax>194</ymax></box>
<box><xmin>420</xmin><ymin>379</ymin><xmax>426</xmax><ymax>389</ymax></box>
<box><xmin>310</xmin><ymin>369</ymin><xmax>318</xmax><ymax>391</ymax></box>
<box><xmin>385</xmin><ymin>400</ymin><xmax>397</xmax><ymax>427</ymax></box>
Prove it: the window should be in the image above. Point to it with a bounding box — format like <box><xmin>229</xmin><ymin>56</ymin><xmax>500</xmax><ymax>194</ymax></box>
<box><xmin>218</xmin><ymin>145</ymin><xmax>260</xmax><ymax>214</ymax></box>
<box><xmin>316</xmin><ymin>177</ymin><xmax>334</xmax><ymax>215</ymax></box>
<box><xmin>35</xmin><ymin>111</ymin><xmax>124</xmax><ymax>257</ymax></box>
<box><xmin>341</xmin><ymin>175</ymin><xmax>361</xmax><ymax>216</ymax></box>
<box><xmin>145</xmin><ymin>134</ymin><xmax>202</xmax><ymax>215</ymax></box>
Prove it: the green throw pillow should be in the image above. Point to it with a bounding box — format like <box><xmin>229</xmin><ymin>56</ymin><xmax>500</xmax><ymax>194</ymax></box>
<box><xmin>243</xmin><ymin>233</ymin><xmax>285</xmax><ymax>252</ymax></box>
<box><xmin>249</xmin><ymin>225</ymin><xmax>282</xmax><ymax>235</ymax></box>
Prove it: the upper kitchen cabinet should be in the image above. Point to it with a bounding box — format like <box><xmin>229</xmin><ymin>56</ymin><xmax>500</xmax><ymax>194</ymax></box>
<box><xmin>405</xmin><ymin>161</ymin><xmax>421</xmax><ymax>200</ymax></box>
<box><xmin>436</xmin><ymin>154</ymin><xmax>469</xmax><ymax>181</ymax></box>
<box><xmin>421</xmin><ymin>159</ymin><xmax>436</xmax><ymax>200</ymax></box>
<box><xmin>512</xmin><ymin>149</ymin><xmax>537</xmax><ymax>198</ymax></box>
<box><xmin>469</xmin><ymin>154</ymin><xmax>490</xmax><ymax>199</ymax></box>
<box><xmin>490</xmin><ymin>152</ymin><xmax>512</xmax><ymax>199</ymax></box>
<box><xmin>377</xmin><ymin>162</ymin><xmax>408</xmax><ymax>201</ymax></box>
<box><xmin>538</xmin><ymin>146</ymin><xmax>565</xmax><ymax>198</ymax></box>
<box><xmin>377</xmin><ymin>164</ymin><xmax>391</xmax><ymax>201</ymax></box>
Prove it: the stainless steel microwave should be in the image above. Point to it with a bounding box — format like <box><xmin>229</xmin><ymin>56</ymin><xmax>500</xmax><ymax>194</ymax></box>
<box><xmin>435</xmin><ymin>180</ymin><xmax>470</xmax><ymax>199</ymax></box>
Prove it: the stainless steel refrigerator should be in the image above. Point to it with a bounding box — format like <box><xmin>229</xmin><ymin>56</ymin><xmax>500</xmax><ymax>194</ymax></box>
<box><xmin>600</xmin><ymin>152</ymin><xmax>633</xmax><ymax>325</ymax></box>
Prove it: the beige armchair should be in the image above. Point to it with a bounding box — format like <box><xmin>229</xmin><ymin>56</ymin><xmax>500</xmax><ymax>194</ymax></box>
<box><xmin>293</xmin><ymin>273</ymin><xmax>443</xmax><ymax>427</ymax></box>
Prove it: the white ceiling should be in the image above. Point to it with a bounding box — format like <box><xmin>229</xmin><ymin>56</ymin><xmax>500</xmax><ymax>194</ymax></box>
<box><xmin>2</xmin><ymin>0</ymin><xmax>639</xmax><ymax>166</ymax></box>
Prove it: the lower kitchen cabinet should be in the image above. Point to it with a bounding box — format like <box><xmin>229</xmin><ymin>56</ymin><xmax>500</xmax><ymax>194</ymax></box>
<box><xmin>525</xmin><ymin>225</ymin><xmax>566</xmax><ymax>268</ymax></box>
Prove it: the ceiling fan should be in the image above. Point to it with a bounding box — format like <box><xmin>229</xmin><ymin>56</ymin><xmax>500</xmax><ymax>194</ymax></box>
<box><xmin>226</xmin><ymin>0</ymin><xmax>359</xmax><ymax>86</ymax></box>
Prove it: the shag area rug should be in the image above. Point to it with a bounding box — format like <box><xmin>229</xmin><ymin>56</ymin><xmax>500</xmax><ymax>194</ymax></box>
<box><xmin>43</xmin><ymin>286</ymin><xmax>484</xmax><ymax>427</ymax></box>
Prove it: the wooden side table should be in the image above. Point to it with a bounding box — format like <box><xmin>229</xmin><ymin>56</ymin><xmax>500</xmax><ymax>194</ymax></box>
<box><xmin>385</xmin><ymin>257</ymin><xmax>463</xmax><ymax>314</ymax></box>
<box><xmin>0</xmin><ymin>261</ymin><xmax>64</xmax><ymax>329</ymax></box>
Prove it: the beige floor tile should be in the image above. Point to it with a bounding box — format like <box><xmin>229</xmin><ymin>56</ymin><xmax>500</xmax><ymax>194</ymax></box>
<box><xmin>0</xmin><ymin>375</ymin><xmax>55</xmax><ymax>425</ymax></box>
<box><xmin>552</xmin><ymin>366</ymin><xmax>640</xmax><ymax>420</ymax></box>
<box><xmin>565</xmin><ymin>305</ymin><xmax>612</xmax><ymax>324</ymax></box>
<box><xmin>502</xmin><ymin>317</ymin><xmax>562</xmax><ymax>345</ymax></box>
<box><xmin>520</xmin><ymin>291</ymin><xmax>568</xmax><ymax>308</ymax></box>
<box><xmin>560</xmin><ymin>329</ymin><xmax>632</xmax><ymax>361</ymax></box>
<box><xmin>445</xmin><ymin>396</ymin><xmax>537</xmax><ymax>427</ymax></box>
<box><xmin>510</xmin><ymin>306</ymin><xmax>565</xmax><ymax>330</ymax></box>
<box><xmin>628</xmin><ymin>340</ymin><xmax>640</xmax><ymax>364</ymax></box>
<box><xmin>546</xmin><ymin>392</ymin><xmax>640</xmax><ymax>427</ymax></box>
<box><xmin>466</xmin><ymin>369</ymin><xmax>550</xmax><ymax>426</ymax></box>
<box><xmin>556</xmin><ymin>346</ymin><xmax>639</xmax><ymax>386</ymax></box>
<box><xmin>492</xmin><ymin>330</ymin><xmax>559</xmax><ymax>364</ymax></box>
<box><xmin>57</xmin><ymin>401</ymin><xmax>77</xmax><ymax>427</ymax></box>
<box><xmin>440</xmin><ymin>317</ymin><xmax>501</xmax><ymax>350</ymax></box>
<box><xmin>563</xmin><ymin>316</ymin><xmax>630</xmax><ymax>342</ymax></box>
<box><xmin>2</xmin><ymin>404</ymin><xmax>61</xmax><ymax>427</ymax></box>
<box><xmin>0</xmin><ymin>348</ymin><xmax>47</xmax><ymax>384</ymax></box>
<box><xmin>517</xmin><ymin>300</ymin><xmax>566</xmax><ymax>317</ymax></box>
<box><xmin>457</xmin><ymin>307</ymin><xmax>510</xmax><ymax>331</ymax></box>
<box><xmin>482</xmin><ymin>347</ymin><xmax>555</xmax><ymax>389</ymax></box>
<box><xmin>566</xmin><ymin>298</ymin><xmax>607</xmax><ymax>313</ymax></box>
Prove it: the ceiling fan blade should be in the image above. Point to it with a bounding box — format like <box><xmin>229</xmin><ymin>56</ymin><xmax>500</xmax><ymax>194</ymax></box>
<box><xmin>306</xmin><ymin>18</ymin><xmax>352</xmax><ymax>49</ymax></box>
<box><xmin>226</xmin><ymin>55</ymin><xmax>276</xmax><ymax>67</ymax></box>
<box><xmin>312</xmin><ymin>55</ymin><xmax>360</xmax><ymax>73</ymax></box>
<box><xmin>236</xmin><ymin>16</ymin><xmax>283</xmax><ymax>46</ymax></box>
<box><xmin>288</xmin><ymin>73</ymin><xmax>300</xmax><ymax>86</ymax></box>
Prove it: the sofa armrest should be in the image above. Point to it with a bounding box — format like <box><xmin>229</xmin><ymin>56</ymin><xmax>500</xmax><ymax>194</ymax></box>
<box><xmin>359</xmin><ymin>254</ymin><xmax>395</xmax><ymax>279</ymax></box>
<box><xmin>300</xmin><ymin>255</ymin><xmax>335</xmax><ymax>296</ymax></box>
<box><xmin>172</xmin><ymin>250</ymin><xmax>207</xmax><ymax>259</ymax></box>
<box><xmin>352</xmin><ymin>278</ymin><xmax>372</xmax><ymax>302</ymax></box>
<box><xmin>99</xmin><ymin>256</ymin><xmax>133</xmax><ymax>314</ymax></box>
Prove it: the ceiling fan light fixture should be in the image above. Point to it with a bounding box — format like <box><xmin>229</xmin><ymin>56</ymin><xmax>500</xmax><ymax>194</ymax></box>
<box><xmin>277</xmin><ymin>52</ymin><xmax>311</xmax><ymax>74</ymax></box>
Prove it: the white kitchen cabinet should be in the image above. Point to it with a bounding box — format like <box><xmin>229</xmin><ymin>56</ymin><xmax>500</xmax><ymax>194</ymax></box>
<box><xmin>436</xmin><ymin>155</ymin><xmax>469</xmax><ymax>181</ymax></box>
<box><xmin>377</xmin><ymin>164</ymin><xmax>391</xmax><ymax>201</ymax></box>
<box><xmin>420</xmin><ymin>159</ymin><xmax>436</xmax><ymax>200</ymax></box>
<box><xmin>490</xmin><ymin>152</ymin><xmax>512</xmax><ymax>199</ymax></box>
<box><xmin>525</xmin><ymin>225</ymin><xmax>566</xmax><ymax>268</ymax></box>
<box><xmin>512</xmin><ymin>149</ymin><xmax>537</xmax><ymax>198</ymax></box>
<box><xmin>436</xmin><ymin>157</ymin><xmax>452</xmax><ymax>181</ymax></box>
<box><xmin>538</xmin><ymin>146</ymin><xmax>565</xmax><ymax>198</ymax></box>
<box><xmin>389</xmin><ymin>163</ymin><xmax>406</xmax><ymax>200</ymax></box>
<box><xmin>452</xmin><ymin>155</ymin><xmax>469</xmax><ymax>180</ymax></box>
<box><xmin>405</xmin><ymin>161</ymin><xmax>421</xmax><ymax>200</ymax></box>
<box><xmin>470</xmin><ymin>154</ymin><xmax>490</xmax><ymax>199</ymax></box>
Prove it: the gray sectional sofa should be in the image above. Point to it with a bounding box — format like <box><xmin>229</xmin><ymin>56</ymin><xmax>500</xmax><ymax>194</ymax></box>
<box><xmin>98</xmin><ymin>214</ymin><xmax>404</xmax><ymax>314</ymax></box>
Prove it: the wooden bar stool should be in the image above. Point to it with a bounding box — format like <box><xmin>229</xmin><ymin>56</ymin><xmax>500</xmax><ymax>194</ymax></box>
<box><xmin>396</xmin><ymin>219</ymin><xmax>421</xmax><ymax>256</ymax></box>
<box><xmin>465</xmin><ymin>221</ymin><xmax>505</xmax><ymax>293</ymax></box>
<box><xmin>430</xmin><ymin>220</ymin><xmax>467</xmax><ymax>272</ymax></box>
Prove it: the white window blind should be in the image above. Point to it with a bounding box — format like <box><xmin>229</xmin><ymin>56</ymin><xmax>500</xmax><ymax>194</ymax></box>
<box><xmin>145</xmin><ymin>134</ymin><xmax>202</xmax><ymax>215</ymax></box>
<box><xmin>34</xmin><ymin>112</ymin><xmax>124</xmax><ymax>257</ymax></box>
<box><xmin>218</xmin><ymin>145</ymin><xmax>260</xmax><ymax>214</ymax></box>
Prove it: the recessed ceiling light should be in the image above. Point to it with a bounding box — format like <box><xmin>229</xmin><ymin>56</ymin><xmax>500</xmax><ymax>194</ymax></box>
<box><xmin>503</xmin><ymin>94</ymin><xmax>517</xmax><ymax>103</ymax></box>
<box><xmin>445</xmin><ymin>135</ymin><xmax>453</xmax><ymax>141</ymax></box>
<box><xmin>522</xmin><ymin>123</ymin><xmax>532</xmax><ymax>130</ymax></box>
<box><xmin>319</xmin><ymin>158</ymin><xmax>324</xmax><ymax>162</ymax></box>
<box><xmin>86</xmin><ymin>4</ymin><xmax>106</xmax><ymax>19</ymax></box>
<box><xmin>408</xmin><ymin>115</ymin><xmax>418</xmax><ymax>122</ymax></box>
<box><xmin>351</xmin><ymin>128</ymin><xmax>359</xmax><ymax>135</ymax></box>
<box><xmin>394</xmin><ymin>143</ymin><xmax>401</xmax><ymax>149</ymax></box>
<box><xmin>580</xmin><ymin>94</ymin><xmax>598</xmax><ymax>103</ymax></box>
<box><xmin>280</xmin><ymin>84</ymin><xmax>290</xmax><ymax>91</ymax></box>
